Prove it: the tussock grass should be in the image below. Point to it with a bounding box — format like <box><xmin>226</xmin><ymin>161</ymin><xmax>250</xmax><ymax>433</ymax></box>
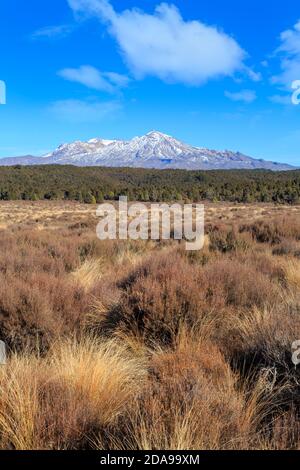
<box><xmin>71</xmin><ymin>259</ymin><xmax>103</xmax><ymax>291</ymax></box>
<box><xmin>0</xmin><ymin>355</ymin><xmax>39</xmax><ymax>450</ymax></box>
<box><xmin>0</xmin><ymin>201</ymin><xmax>300</xmax><ymax>449</ymax></box>
<box><xmin>0</xmin><ymin>338</ymin><xmax>145</xmax><ymax>449</ymax></box>
<box><xmin>280</xmin><ymin>258</ymin><xmax>300</xmax><ymax>289</ymax></box>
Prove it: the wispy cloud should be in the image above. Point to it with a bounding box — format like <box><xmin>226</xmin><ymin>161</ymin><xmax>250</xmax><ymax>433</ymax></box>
<box><xmin>31</xmin><ymin>24</ymin><xmax>75</xmax><ymax>40</ymax></box>
<box><xmin>272</xmin><ymin>20</ymin><xmax>300</xmax><ymax>88</ymax></box>
<box><xmin>49</xmin><ymin>98</ymin><xmax>121</xmax><ymax>122</ymax></box>
<box><xmin>269</xmin><ymin>94</ymin><xmax>292</xmax><ymax>105</ymax></box>
<box><xmin>225</xmin><ymin>89</ymin><xmax>257</xmax><ymax>103</ymax></box>
<box><xmin>58</xmin><ymin>65</ymin><xmax>129</xmax><ymax>93</ymax></box>
<box><xmin>67</xmin><ymin>0</ymin><xmax>254</xmax><ymax>86</ymax></box>
<box><xmin>245</xmin><ymin>68</ymin><xmax>262</xmax><ymax>82</ymax></box>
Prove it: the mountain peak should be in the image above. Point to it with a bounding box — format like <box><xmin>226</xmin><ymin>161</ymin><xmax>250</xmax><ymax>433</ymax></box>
<box><xmin>146</xmin><ymin>130</ymin><xmax>172</xmax><ymax>139</ymax></box>
<box><xmin>0</xmin><ymin>131</ymin><xmax>295</xmax><ymax>170</ymax></box>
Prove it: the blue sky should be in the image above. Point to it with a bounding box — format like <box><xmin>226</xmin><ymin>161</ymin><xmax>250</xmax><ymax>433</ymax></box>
<box><xmin>1</xmin><ymin>0</ymin><xmax>300</xmax><ymax>165</ymax></box>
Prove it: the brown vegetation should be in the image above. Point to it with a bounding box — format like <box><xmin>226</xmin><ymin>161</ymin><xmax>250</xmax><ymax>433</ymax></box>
<box><xmin>0</xmin><ymin>201</ymin><xmax>300</xmax><ymax>449</ymax></box>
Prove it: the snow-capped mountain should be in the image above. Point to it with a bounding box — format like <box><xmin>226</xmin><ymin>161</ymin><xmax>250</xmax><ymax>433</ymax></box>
<box><xmin>0</xmin><ymin>131</ymin><xmax>295</xmax><ymax>170</ymax></box>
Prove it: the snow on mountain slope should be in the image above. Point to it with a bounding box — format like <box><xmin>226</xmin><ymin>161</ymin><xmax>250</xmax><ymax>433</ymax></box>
<box><xmin>0</xmin><ymin>131</ymin><xmax>296</xmax><ymax>170</ymax></box>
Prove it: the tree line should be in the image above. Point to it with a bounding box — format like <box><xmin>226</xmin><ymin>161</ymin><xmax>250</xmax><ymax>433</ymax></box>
<box><xmin>0</xmin><ymin>165</ymin><xmax>299</xmax><ymax>204</ymax></box>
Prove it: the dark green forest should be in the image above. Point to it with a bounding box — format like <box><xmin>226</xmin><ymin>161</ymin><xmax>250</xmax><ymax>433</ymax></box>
<box><xmin>0</xmin><ymin>165</ymin><xmax>300</xmax><ymax>204</ymax></box>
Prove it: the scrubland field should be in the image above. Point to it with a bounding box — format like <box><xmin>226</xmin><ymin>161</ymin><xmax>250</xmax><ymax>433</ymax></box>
<box><xmin>0</xmin><ymin>200</ymin><xmax>300</xmax><ymax>450</ymax></box>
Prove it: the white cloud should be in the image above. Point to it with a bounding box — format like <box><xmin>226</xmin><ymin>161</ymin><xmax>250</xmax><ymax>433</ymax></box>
<box><xmin>269</xmin><ymin>94</ymin><xmax>292</xmax><ymax>105</ymax></box>
<box><xmin>32</xmin><ymin>24</ymin><xmax>74</xmax><ymax>39</ymax></box>
<box><xmin>67</xmin><ymin>0</ymin><xmax>250</xmax><ymax>86</ymax></box>
<box><xmin>245</xmin><ymin>68</ymin><xmax>262</xmax><ymax>82</ymax></box>
<box><xmin>58</xmin><ymin>65</ymin><xmax>129</xmax><ymax>93</ymax></box>
<box><xmin>104</xmin><ymin>71</ymin><xmax>130</xmax><ymax>88</ymax></box>
<box><xmin>225</xmin><ymin>89</ymin><xmax>257</xmax><ymax>103</ymax></box>
<box><xmin>49</xmin><ymin>98</ymin><xmax>121</xmax><ymax>122</ymax></box>
<box><xmin>272</xmin><ymin>20</ymin><xmax>300</xmax><ymax>87</ymax></box>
